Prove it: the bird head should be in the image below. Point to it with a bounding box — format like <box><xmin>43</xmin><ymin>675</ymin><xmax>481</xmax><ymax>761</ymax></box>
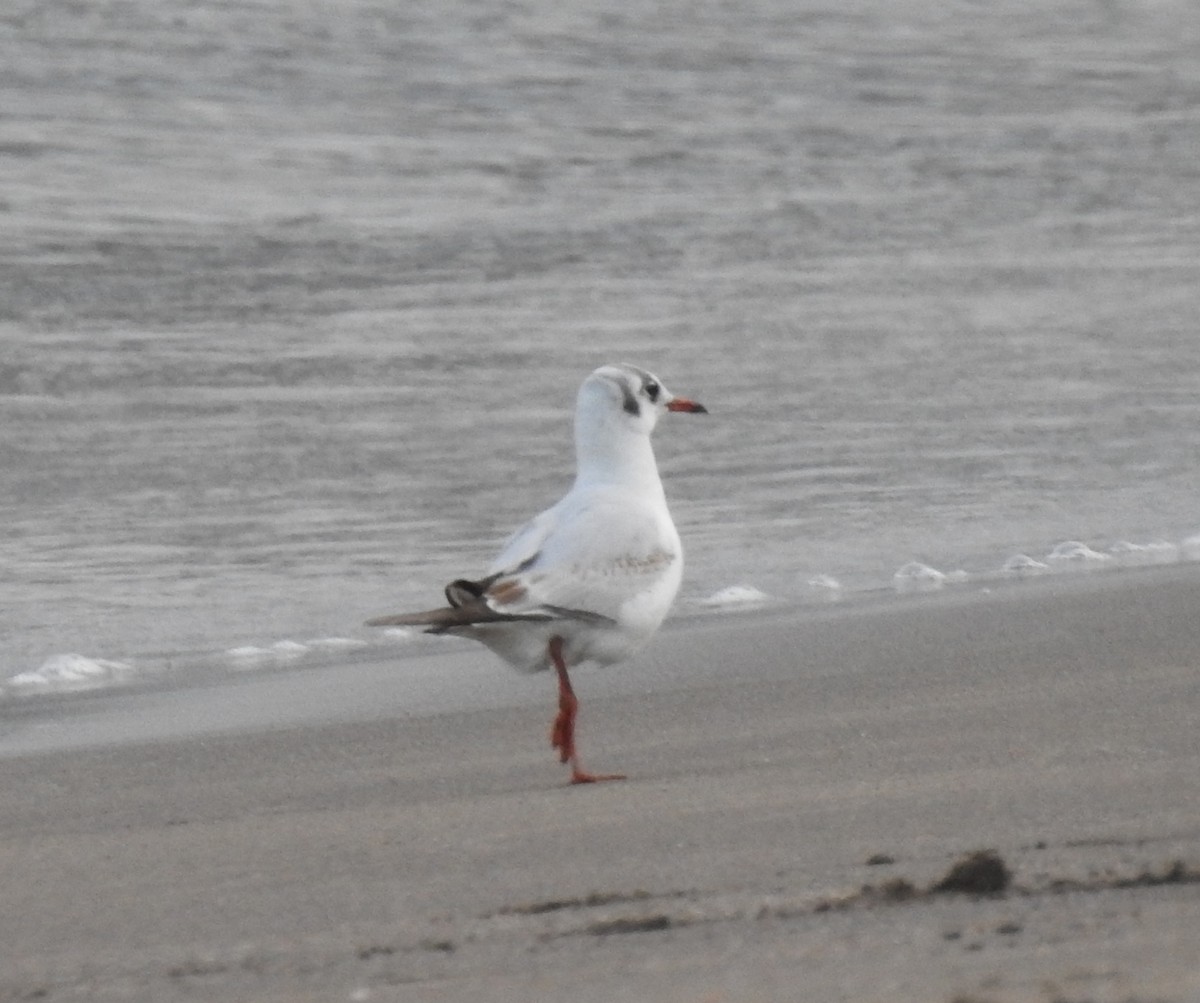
<box><xmin>580</xmin><ymin>363</ymin><xmax>707</xmax><ymax>437</ymax></box>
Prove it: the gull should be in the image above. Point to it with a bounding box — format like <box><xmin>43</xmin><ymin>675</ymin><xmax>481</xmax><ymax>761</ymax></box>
<box><xmin>366</xmin><ymin>363</ymin><xmax>707</xmax><ymax>784</ymax></box>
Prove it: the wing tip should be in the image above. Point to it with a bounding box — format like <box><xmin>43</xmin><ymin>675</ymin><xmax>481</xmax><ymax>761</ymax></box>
<box><xmin>364</xmin><ymin>609</ymin><xmax>450</xmax><ymax>628</ymax></box>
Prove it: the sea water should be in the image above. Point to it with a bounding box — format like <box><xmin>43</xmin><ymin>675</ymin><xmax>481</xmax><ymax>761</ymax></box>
<box><xmin>4</xmin><ymin>0</ymin><xmax>1200</xmax><ymax>699</ymax></box>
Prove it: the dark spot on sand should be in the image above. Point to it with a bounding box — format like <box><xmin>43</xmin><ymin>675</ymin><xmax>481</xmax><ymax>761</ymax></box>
<box><xmin>877</xmin><ymin>877</ymin><xmax>918</xmax><ymax>901</ymax></box>
<box><xmin>358</xmin><ymin>937</ymin><xmax>453</xmax><ymax>960</ymax></box>
<box><xmin>494</xmin><ymin>889</ymin><xmax>655</xmax><ymax>916</ymax></box>
<box><xmin>866</xmin><ymin>853</ymin><xmax>896</xmax><ymax>866</ymax></box>
<box><xmin>995</xmin><ymin>920</ymin><xmax>1022</xmax><ymax>935</ymax></box>
<box><xmin>1047</xmin><ymin>857</ymin><xmax>1200</xmax><ymax>894</ymax></box>
<box><xmin>855</xmin><ymin>877</ymin><xmax>918</xmax><ymax>903</ymax></box>
<box><xmin>356</xmin><ymin>944</ymin><xmax>396</xmax><ymax>960</ymax></box>
<box><xmin>585</xmin><ymin>914</ymin><xmax>672</xmax><ymax>936</ymax></box>
<box><xmin>930</xmin><ymin>849</ymin><xmax>1012</xmax><ymax>896</ymax></box>
<box><xmin>167</xmin><ymin>959</ymin><xmax>229</xmax><ymax>979</ymax></box>
<box><xmin>1126</xmin><ymin>858</ymin><xmax>1198</xmax><ymax>887</ymax></box>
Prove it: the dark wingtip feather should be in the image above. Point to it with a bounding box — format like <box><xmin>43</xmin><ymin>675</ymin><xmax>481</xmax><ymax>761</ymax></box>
<box><xmin>368</xmin><ymin>572</ymin><xmax>562</xmax><ymax>632</ymax></box>
<box><xmin>364</xmin><ymin>606</ymin><xmax>460</xmax><ymax>628</ymax></box>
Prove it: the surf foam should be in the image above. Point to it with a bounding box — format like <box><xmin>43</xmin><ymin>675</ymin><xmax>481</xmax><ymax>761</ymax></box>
<box><xmin>5</xmin><ymin>653</ymin><xmax>135</xmax><ymax>695</ymax></box>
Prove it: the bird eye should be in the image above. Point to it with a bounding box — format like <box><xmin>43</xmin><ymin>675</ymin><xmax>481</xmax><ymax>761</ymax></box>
<box><xmin>643</xmin><ymin>380</ymin><xmax>660</xmax><ymax>402</ymax></box>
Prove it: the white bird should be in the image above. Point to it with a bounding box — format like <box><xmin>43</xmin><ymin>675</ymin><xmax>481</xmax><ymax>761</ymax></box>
<box><xmin>367</xmin><ymin>363</ymin><xmax>707</xmax><ymax>784</ymax></box>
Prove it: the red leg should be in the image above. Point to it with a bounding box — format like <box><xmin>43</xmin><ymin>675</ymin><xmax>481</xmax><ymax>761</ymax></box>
<box><xmin>548</xmin><ymin>636</ymin><xmax>625</xmax><ymax>785</ymax></box>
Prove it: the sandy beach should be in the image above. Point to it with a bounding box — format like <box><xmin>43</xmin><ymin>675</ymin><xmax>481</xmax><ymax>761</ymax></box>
<box><xmin>2</xmin><ymin>565</ymin><xmax>1198</xmax><ymax>1002</ymax></box>
<box><xmin>6</xmin><ymin>1</ymin><xmax>1200</xmax><ymax>999</ymax></box>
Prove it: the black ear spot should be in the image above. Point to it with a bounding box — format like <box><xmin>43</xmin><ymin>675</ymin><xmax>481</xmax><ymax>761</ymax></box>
<box><xmin>620</xmin><ymin>381</ymin><xmax>641</xmax><ymax>416</ymax></box>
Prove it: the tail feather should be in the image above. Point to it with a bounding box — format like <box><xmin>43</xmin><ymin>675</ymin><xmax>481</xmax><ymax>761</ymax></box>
<box><xmin>365</xmin><ymin>602</ymin><xmax>552</xmax><ymax>633</ymax></box>
<box><xmin>365</xmin><ymin>572</ymin><xmax>612</xmax><ymax>634</ymax></box>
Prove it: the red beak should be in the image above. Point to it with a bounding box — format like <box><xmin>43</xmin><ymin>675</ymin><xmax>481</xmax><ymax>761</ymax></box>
<box><xmin>666</xmin><ymin>396</ymin><xmax>708</xmax><ymax>414</ymax></box>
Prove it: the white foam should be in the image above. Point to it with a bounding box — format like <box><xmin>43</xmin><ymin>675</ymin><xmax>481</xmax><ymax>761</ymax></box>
<box><xmin>6</xmin><ymin>653</ymin><xmax>135</xmax><ymax>694</ymax></box>
<box><xmin>1001</xmin><ymin>553</ymin><xmax>1050</xmax><ymax>576</ymax></box>
<box><xmin>224</xmin><ymin>640</ymin><xmax>310</xmax><ymax>669</ymax></box>
<box><xmin>224</xmin><ymin>637</ymin><xmax>375</xmax><ymax>671</ymax></box>
<box><xmin>1046</xmin><ymin>540</ymin><xmax>1112</xmax><ymax>568</ymax></box>
<box><xmin>1108</xmin><ymin>540</ymin><xmax>1179</xmax><ymax>567</ymax></box>
<box><xmin>225</xmin><ymin>645</ymin><xmax>270</xmax><ymax>662</ymax></box>
<box><xmin>305</xmin><ymin>636</ymin><xmax>369</xmax><ymax>652</ymax></box>
<box><xmin>1181</xmin><ymin>533</ymin><xmax>1200</xmax><ymax>562</ymax></box>
<box><xmin>379</xmin><ymin>627</ymin><xmax>416</xmax><ymax>642</ymax></box>
<box><xmin>892</xmin><ymin>562</ymin><xmax>948</xmax><ymax>594</ymax></box>
<box><xmin>700</xmin><ymin>584</ymin><xmax>771</xmax><ymax>608</ymax></box>
<box><xmin>805</xmin><ymin>574</ymin><xmax>843</xmax><ymax>600</ymax></box>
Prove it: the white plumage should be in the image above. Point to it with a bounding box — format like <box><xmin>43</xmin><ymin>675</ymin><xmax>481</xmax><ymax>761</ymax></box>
<box><xmin>367</xmin><ymin>362</ymin><xmax>706</xmax><ymax>783</ymax></box>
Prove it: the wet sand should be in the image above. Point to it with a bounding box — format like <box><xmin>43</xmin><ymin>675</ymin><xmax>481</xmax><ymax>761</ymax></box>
<box><xmin>2</xmin><ymin>566</ymin><xmax>1198</xmax><ymax>1001</ymax></box>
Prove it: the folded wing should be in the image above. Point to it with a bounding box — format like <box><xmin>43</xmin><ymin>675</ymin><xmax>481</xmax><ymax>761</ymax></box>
<box><xmin>365</xmin><ymin>487</ymin><xmax>677</xmax><ymax>633</ymax></box>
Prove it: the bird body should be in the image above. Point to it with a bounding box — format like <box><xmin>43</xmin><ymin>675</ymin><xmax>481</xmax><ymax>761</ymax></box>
<box><xmin>367</xmin><ymin>363</ymin><xmax>706</xmax><ymax>782</ymax></box>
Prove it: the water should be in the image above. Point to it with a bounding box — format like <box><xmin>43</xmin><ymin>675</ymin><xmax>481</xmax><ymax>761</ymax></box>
<box><xmin>4</xmin><ymin>0</ymin><xmax>1200</xmax><ymax>694</ymax></box>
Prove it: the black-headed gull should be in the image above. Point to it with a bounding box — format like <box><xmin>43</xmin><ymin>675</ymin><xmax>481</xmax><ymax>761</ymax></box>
<box><xmin>367</xmin><ymin>363</ymin><xmax>707</xmax><ymax>784</ymax></box>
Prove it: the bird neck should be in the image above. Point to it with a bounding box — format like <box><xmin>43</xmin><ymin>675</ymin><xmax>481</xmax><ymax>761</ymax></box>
<box><xmin>573</xmin><ymin>415</ymin><xmax>664</xmax><ymax>494</ymax></box>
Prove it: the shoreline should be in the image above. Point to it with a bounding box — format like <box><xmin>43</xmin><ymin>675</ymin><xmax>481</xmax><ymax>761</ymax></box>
<box><xmin>2</xmin><ymin>561</ymin><xmax>1198</xmax><ymax>1000</ymax></box>
<box><xmin>3</xmin><ymin>560</ymin><xmax>1199</xmax><ymax>759</ymax></box>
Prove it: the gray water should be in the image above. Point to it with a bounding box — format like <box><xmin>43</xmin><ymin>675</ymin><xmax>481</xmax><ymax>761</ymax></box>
<box><xmin>4</xmin><ymin>0</ymin><xmax>1200</xmax><ymax>688</ymax></box>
